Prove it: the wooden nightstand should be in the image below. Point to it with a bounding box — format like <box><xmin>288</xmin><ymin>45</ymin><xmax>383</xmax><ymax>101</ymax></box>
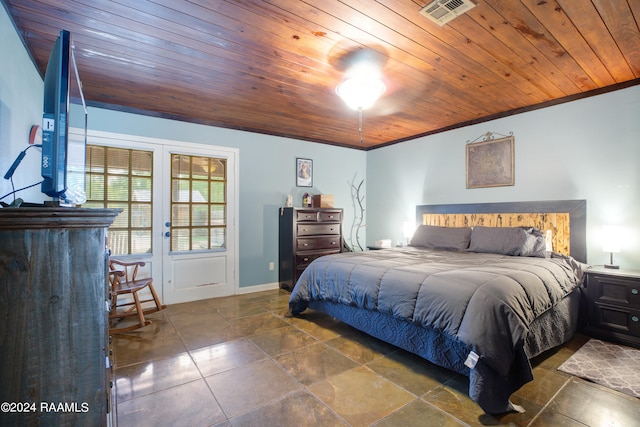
<box><xmin>583</xmin><ymin>266</ymin><xmax>640</xmax><ymax>348</ymax></box>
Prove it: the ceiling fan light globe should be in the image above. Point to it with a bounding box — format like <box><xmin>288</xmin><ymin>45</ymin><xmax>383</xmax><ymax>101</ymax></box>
<box><xmin>336</xmin><ymin>77</ymin><xmax>386</xmax><ymax>110</ymax></box>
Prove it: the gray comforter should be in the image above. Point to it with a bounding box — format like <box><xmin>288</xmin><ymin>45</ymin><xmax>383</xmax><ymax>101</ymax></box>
<box><xmin>289</xmin><ymin>247</ymin><xmax>586</xmax><ymax>412</ymax></box>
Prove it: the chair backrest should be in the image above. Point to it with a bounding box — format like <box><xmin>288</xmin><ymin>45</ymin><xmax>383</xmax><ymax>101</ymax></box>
<box><xmin>109</xmin><ymin>259</ymin><xmax>147</xmax><ymax>283</ymax></box>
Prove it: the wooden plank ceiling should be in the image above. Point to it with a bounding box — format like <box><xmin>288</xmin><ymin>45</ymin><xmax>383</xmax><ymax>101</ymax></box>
<box><xmin>4</xmin><ymin>0</ymin><xmax>640</xmax><ymax>150</ymax></box>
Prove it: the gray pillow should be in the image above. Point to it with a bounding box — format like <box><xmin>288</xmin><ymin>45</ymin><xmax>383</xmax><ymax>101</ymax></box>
<box><xmin>468</xmin><ymin>226</ymin><xmax>546</xmax><ymax>257</ymax></box>
<box><xmin>409</xmin><ymin>225</ymin><xmax>472</xmax><ymax>250</ymax></box>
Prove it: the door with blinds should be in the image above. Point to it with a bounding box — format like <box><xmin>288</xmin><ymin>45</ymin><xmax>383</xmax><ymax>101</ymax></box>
<box><xmin>80</xmin><ymin>129</ymin><xmax>238</xmax><ymax>304</ymax></box>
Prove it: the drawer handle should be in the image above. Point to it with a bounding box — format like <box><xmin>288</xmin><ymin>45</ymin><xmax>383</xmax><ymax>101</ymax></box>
<box><xmin>303</xmin><ymin>243</ymin><xmax>309</xmax><ymax>247</ymax></box>
<box><xmin>632</xmin><ymin>316</ymin><xmax>639</xmax><ymax>323</ymax></box>
<box><xmin>331</xmin><ymin>241</ymin><xmax>336</xmax><ymax>245</ymax></box>
<box><xmin>303</xmin><ymin>257</ymin><xmax>309</xmax><ymax>262</ymax></box>
<box><xmin>632</xmin><ymin>289</ymin><xmax>638</xmax><ymax>295</ymax></box>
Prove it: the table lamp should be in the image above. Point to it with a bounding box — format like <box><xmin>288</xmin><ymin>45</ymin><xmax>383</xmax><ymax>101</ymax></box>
<box><xmin>602</xmin><ymin>225</ymin><xmax>621</xmax><ymax>269</ymax></box>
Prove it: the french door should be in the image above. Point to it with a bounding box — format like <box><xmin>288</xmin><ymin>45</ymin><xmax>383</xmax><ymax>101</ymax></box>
<box><xmin>79</xmin><ymin>129</ymin><xmax>238</xmax><ymax>305</ymax></box>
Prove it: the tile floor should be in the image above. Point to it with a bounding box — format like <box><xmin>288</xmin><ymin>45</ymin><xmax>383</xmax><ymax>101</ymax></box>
<box><xmin>113</xmin><ymin>289</ymin><xmax>640</xmax><ymax>426</ymax></box>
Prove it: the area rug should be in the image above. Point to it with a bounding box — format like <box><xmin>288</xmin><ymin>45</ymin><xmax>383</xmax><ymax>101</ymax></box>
<box><xmin>558</xmin><ymin>338</ymin><xmax>640</xmax><ymax>399</ymax></box>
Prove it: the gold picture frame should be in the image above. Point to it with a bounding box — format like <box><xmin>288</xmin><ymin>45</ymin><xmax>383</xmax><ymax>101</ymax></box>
<box><xmin>466</xmin><ymin>135</ymin><xmax>514</xmax><ymax>188</ymax></box>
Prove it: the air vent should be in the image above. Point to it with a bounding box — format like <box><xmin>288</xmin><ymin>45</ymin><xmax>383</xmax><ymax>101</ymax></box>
<box><xmin>419</xmin><ymin>0</ymin><xmax>476</xmax><ymax>26</ymax></box>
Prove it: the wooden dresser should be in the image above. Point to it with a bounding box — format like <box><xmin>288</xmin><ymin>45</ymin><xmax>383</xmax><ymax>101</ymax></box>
<box><xmin>0</xmin><ymin>207</ymin><xmax>120</xmax><ymax>426</ymax></box>
<box><xmin>278</xmin><ymin>207</ymin><xmax>343</xmax><ymax>291</ymax></box>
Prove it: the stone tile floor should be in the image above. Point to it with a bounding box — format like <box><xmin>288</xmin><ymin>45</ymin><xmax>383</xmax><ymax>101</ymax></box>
<box><xmin>113</xmin><ymin>289</ymin><xmax>640</xmax><ymax>426</ymax></box>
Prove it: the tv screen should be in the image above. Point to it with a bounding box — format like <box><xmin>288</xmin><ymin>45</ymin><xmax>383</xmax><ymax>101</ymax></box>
<box><xmin>41</xmin><ymin>30</ymin><xmax>71</xmax><ymax>199</ymax></box>
<box><xmin>40</xmin><ymin>30</ymin><xmax>87</xmax><ymax>205</ymax></box>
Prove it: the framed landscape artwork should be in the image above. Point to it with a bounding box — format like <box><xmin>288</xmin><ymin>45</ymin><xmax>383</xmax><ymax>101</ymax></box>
<box><xmin>466</xmin><ymin>135</ymin><xmax>514</xmax><ymax>189</ymax></box>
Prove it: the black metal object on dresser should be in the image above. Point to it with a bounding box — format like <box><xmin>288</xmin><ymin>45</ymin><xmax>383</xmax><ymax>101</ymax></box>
<box><xmin>584</xmin><ymin>266</ymin><xmax>640</xmax><ymax>348</ymax></box>
<box><xmin>279</xmin><ymin>207</ymin><xmax>343</xmax><ymax>291</ymax></box>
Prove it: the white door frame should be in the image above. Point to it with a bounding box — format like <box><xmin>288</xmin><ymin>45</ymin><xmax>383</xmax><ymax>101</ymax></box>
<box><xmin>75</xmin><ymin>128</ymin><xmax>239</xmax><ymax>303</ymax></box>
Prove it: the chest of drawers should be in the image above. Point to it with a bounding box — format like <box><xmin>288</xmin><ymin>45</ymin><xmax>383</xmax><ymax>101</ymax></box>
<box><xmin>584</xmin><ymin>266</ymin><xmax>640</xmax><ymax>348</ymax></box>
<box><xmin>279</xmin><ymin>207</ymin><xmax>343</xmax><ymax>291</ymax></box>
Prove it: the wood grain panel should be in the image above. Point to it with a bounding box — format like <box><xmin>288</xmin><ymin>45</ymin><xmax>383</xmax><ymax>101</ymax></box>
<box><xmin>416</xmin><ymin>200</ymin><xmax>586</xmax><ymax>262</ymax></box>
<box><xmin>422</xmin><ymin>212</ymin><xmax>571</xmax><ymax>256</ymax></box>
<box><xmin>4</xmin><ymin>0</ymin><xmax>639</xmax><ymax>148</ymax></box>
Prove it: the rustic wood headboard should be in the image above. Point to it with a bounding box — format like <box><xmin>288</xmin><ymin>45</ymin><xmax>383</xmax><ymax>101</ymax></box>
<box><xmin>416</xmin><ymin>200</ymin><xmax>587</xmax><ymax>263</ymax></box>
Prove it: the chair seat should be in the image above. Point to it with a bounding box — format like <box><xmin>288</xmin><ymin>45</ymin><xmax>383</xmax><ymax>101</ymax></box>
<box><xmin>108</xmin><ymin>259</ymin><xmax>166</xmax><ymax>334</ymax></box>
<box><xmin>114</xmin><ymin>278</ymin><xmax>153</xmax><ymax>294</ymax></box>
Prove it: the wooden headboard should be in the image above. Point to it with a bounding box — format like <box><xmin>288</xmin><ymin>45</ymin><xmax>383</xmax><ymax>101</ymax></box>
<box><xmin>416</xmin><ymin>200</ymin><xmax>587</xmax><ymax>263</ymax></box>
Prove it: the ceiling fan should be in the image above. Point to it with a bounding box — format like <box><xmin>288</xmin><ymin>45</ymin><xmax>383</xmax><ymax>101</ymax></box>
<box><xmin>328</xmin><ymin>43</ymin><xmax>390</xmax><ymax>144</ymax></box>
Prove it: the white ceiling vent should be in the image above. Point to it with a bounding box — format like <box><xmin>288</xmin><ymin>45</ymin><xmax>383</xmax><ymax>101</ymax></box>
<box><xmin>419</xmin><ymin>0</ymin><xmax>476</xmax><ymax>26</ymax></box>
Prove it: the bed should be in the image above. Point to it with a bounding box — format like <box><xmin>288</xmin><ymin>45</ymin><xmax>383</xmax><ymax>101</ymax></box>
<box><xmin>288</xmin><ymin>200</ymin><xmax>588</xmax><ymax>414</ymax></box>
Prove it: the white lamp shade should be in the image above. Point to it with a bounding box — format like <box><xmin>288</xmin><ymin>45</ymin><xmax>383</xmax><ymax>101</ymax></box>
<box><xmin>403</xmin><ymin>221</ymin><xmax>416</xmax><ymax>239</ymax></box>
<box><xmin>602</xmin><ymin>225</ymin><xmax>621</xmax><ymax>253</ymax></box>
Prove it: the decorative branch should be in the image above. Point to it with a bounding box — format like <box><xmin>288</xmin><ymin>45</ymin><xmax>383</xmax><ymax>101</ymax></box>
<box><xmin>349</xmin><ymin>174</ymin><xmax>366</xmax><ymax>251</ymax></box>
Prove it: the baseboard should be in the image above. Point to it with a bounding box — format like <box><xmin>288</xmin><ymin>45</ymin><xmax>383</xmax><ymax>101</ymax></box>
<box><xmin>236</xmin><ymin>282</ymin><xmax>280</xmax><ymax>294</ymax></box>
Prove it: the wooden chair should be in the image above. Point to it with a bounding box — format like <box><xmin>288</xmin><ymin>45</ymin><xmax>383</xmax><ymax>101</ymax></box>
<box><xmin>108</xmin><ymin>259</ymin><xmax>166</xmax><ymax>334</ymax></box>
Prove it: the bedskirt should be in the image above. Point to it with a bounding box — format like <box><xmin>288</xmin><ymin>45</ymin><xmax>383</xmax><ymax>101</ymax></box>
<box><xmin>306</xmin><ymin>287</ymin><xmax>581</xmax><ymax>413</ymax></box>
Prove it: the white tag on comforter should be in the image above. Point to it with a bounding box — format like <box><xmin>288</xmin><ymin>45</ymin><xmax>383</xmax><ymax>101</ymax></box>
<box><xmin>465</xmin><ymin>351</ymin><xmax>479</xmax><ymax>369</ymax></box>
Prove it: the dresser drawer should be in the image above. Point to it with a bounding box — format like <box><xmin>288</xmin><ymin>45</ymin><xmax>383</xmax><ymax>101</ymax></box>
<box><xmin>296</xmin><ymin>210</ymin><xmax>342</xmax><ymax>223</ymax></box>
<box><xmin>295</xmin><ymin>250</ymin><xmax>339</xmax><ymax>268</ymax></box>
<box><xmin>318</xmin><ymin>211</ymin><xmax>341</xmax><ymax>222</ymax></box>
<box><xmin>589</xmin><ymin>274</ymin><xmax>640</xmax><ymax>307</ymax></box>
<box><xmin>297</xmin><ymin>223</ymin><xmax>340</xmax><ymax>236</ymax></box>
<box><xmin>593</xmin><ymin>303</ymin><xmax>640</xmax><ymax>336</ymax></box>
<box><xmin>297</xmin><ymin>236</ymin><xmax>341</xmax><ymax>251</ymax></box>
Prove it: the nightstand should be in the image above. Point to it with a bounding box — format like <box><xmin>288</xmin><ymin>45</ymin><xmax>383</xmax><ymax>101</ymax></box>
<box><xmin>583</xmin><ymin>266</ymin><xmax>640</xmax><ymax>348</ymax></box>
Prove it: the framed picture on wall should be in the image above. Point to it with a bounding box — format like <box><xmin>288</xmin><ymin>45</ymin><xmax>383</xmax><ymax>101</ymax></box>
<box><xmin>296</xmin><ymin>158</ymin><xmax>313</xmax><ymax>187</ymax></box>
<box><xmin>466</xmin><ymin>135</ymin><xmax>514</xmax><ymax>188</ymax></box>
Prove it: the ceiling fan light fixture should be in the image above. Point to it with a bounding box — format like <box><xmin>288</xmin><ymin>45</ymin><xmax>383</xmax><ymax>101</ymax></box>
<box><xmin>336</xmin><ymin>73</ymin><xmax>386</xmax><ymax>111</ymax></box>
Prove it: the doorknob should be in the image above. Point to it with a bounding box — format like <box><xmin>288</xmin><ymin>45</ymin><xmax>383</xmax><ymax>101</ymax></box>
<box><xmin>165</xmin><ymin>222</ymin><xmax>171</xmax><ymax>227</ymax></box>
<box><xmin>164</xmin><ymin>231</ymin><xmax>171</xmax><ymax>238</ymax></box>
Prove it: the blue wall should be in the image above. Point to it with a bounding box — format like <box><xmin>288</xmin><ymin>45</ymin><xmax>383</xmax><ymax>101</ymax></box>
<box><xmin>366</xmin><ymin>86</ymin><xmax>640</xmax><ymax>268</ymax></box>
<box><xmin>0</xmin><ymin>7</ymin><xmax>44</xmax><ymax>204</ymax></box>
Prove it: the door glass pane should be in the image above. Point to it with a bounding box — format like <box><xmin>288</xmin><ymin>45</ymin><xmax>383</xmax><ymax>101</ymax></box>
<box><xmin>210</xmin><ymin>182</ymin><xmax>225</xmax><ymax>203</ymax></box>
<box><xmin>170</xmin><ymin>153</ymin><xmax>227</xmax><ymax>252</ymax></box>
<box><xmin>192</xmin><ymin>228</ymin><xmax>209</xmax><ymax>250</ymax></box>
<box><xmin>107</xmin><ymin>176</ymin><xmax>130</xmax><ymax>201</ymax></box>
<box><xmin>132</xmin><ymin>177</ymin><xmax>152</xmax><ymax>202</ymax></box>
<box><xmin>172</xmin><ymin>155</ymin><xmax>191</xmax><ymax>179</ymax></box>
<box><xmin>210</xmin><ymin>159</ymin><xmax>225</xmax><ymax>180</ymax></box>
<box><xmin>87</xmin><ymin>175</ymin><xmax>104</xmax><ymax>200</ymax></box>
<box><xmin>192</xmin><ymin>180</ymin><xmax>209</xmax><ymax>202</ymax></box>
<box><xmin>171</xmin><ymin>205</ymin><xmax>190</xmax><ymax>227</ymax></box>
<box><xmin>171</xmin><ymin>228</ymin><xmax>190</xmax><ymax>252</ymax></box>
<box><xmin>85</xmin><ymin>145</ymin><xmax>153</xmax><ymax>255</ymax></box>
<box><xmin>211</xmin><ymin>228</ymin><xmax>225</xmax><ymax>248</ymax></box>
<box><xmin>210</xmin><ymin>205</ymin><xmax>225</xmax><ymax>226</ymax></box>
<box><xmin>172</xmin><ymin>179</ymin><xmax>190</xmax><ymax>202</ymax></box>
<box><xmin>192</xmin><ymin>205</ymin><xmax>208</xmax><ymax>226</ymax></box>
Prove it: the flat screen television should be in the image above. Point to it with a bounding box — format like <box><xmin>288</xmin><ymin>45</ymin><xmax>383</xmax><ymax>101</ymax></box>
<box><xmin>41</xmin><ymin>29</ymin><xmax>87</xmax><ymax>204</ymax></box>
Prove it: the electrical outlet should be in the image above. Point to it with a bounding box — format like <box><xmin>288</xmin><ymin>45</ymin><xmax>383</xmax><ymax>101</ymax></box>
<box><xmin>269</xmin><ymin>262</ymin><xmax>275</xmax><ymax>271</ymax></box>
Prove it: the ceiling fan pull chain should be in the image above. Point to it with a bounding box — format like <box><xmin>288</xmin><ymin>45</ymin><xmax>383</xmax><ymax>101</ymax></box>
<box><xmin>358</xmin><ymin>108</ymin><xmax>363</xmax><ymax>145</ymax></box>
